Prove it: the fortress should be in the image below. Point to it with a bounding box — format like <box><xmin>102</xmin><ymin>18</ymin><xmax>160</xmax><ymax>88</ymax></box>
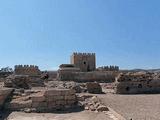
<box><xmin>12</xmin><ymin>53</ymin><xmax>119</xmax><ymax>82</ymax></box>
<box><xmin>57</xmin><ymin>52</ymin><xmax>119</xmax><ymax>82</ymax></box>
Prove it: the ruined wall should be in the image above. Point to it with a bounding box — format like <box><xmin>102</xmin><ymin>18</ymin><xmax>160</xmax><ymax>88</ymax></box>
<box><xmin>58</xmin><ymin>70</ymin><xmax>118</xmax><ymax>83</ymax></box>
<box><xmin>70</xmin><ymin>52</ymin><xmax>96</xmax><ymax>72</ymax></box>
<box><xmin>14</xmin><ymin>65</ymin><xmax>41</xmax><ymax>76</ymax></box>
<box><xmin>115</xmin><ymin>72</ymin><xmax>160</xmax><ymax>94</ymax></box>
<box><xmin>5</xmin><ymin>89</ymin><xmax>77</xmax><ymax>112</ymax></box>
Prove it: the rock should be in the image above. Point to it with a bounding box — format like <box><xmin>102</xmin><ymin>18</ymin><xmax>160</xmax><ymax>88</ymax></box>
<box><xmin>85</xmin><ymin>106</ymin><xmax>89</xmax><ymax>110</ymax></box>
<box><xmin>24</xmin><ymin>108</ymin><xmax>32</xmax><ymax>113</ymax></box>
<box><xmin>89</xmin><ymin>105</ymin><xmax>96</xmax><ymax>111</ymax></box>
<box><xmin>97</xmin><ymin>105</ymin><xmax>109</xmax><ymax>112</ymax></box>
<box><xmin>0</xmin><ymin>88</ymin><xmax>13</xmax><ymax>109</ymax></box>
<box><xmin>86</xmin><ymin>82</ymin><xmax>102</xmax><ymax>94</ymax></box>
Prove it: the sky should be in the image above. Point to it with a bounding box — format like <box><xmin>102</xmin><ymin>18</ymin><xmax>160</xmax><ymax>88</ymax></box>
<box><xmin>0</xmin><ymin>0</ymin><xmax>160</xmax><ymax>70</ymax></box>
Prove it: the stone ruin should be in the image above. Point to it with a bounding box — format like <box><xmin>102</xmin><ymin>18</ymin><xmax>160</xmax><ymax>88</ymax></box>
<box><xmin>14</xmin><ymin>65</ymin><xmax>41</xmax><ymax>76</ymax></box>
<box><xmin>4</xmin><ymin>88</ymin><xmax>77</xmax><ymax>112</ymax></box>
<box><xmin>115</xmin><ymin>72</ymin><xmax>160</xmax><ymax>94</ymax></box>
<box><xmin>4</xmin><ymin>75</ymin><xmax>45</xmax><ymax>89</ymax></box>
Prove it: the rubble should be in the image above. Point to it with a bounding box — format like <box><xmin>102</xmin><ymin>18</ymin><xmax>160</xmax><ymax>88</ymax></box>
<box><xmin>77</xmin><ymin>95</ymin><xmax>109</xmax><ymax>112</ymax></box>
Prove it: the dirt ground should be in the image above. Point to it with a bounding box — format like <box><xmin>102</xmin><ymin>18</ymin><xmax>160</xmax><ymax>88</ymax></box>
<box><xmin>6</xmin><ymin>111</ymin><xmax>113</xmax><ymax>120</ymax></box>
<box><xmin>98</xmin><ymin>94</ymin><xmax>160</xmax><ymax>120</ymax></box>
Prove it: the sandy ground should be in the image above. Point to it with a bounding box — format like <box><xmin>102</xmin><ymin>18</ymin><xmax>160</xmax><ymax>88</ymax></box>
<box><xmin>6</xmin><ymin>111</ymin><xmax>112</xmax><ymax>120</ymax></box>
<box><xmin>98</xmin><ymin>94</ymin><xmax>160</xmax><ymax>120</ymax></box>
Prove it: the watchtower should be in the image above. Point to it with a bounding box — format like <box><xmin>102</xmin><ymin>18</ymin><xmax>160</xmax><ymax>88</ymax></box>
<box><xmin>70</xmin><ymin>52</ymin><xmax>96</xmax><ymax>72</ymax></box>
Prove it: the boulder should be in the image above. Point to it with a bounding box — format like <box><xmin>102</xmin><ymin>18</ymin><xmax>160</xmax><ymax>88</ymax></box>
<box><xmin>86</xmin><ymin>82</ymin><xmax>102</xmax><ymax>94</ymax></box>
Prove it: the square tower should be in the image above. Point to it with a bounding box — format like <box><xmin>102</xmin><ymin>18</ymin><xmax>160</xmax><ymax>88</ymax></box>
<box><xmin>70</xmin><ymin>52</ymin><xmax>96</xmax><ymax>72</ymax></box>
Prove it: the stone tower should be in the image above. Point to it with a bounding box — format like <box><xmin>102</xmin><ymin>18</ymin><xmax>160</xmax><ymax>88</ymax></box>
<box><xmin>70</xmin><ymin>52</ymin><xmax>96</xmax><ymax>72</ymax></box>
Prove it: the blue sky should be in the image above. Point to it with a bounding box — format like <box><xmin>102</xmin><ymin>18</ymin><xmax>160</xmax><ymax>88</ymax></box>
<box><xmin>0</xmin><ymin>0</ymin><xmax>160</xmax><ymax>70</ymax></box>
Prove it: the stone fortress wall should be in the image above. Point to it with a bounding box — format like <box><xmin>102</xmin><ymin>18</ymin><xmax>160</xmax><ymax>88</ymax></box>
<box><xmin>70</xmin><ymin>52</ymin><xmax>96</xmax><ymax>72</ymax></box>
<box><xmin>14</xmin><ymin>65</ymin><xmax>41</xmax><ymax>76</ymax></box>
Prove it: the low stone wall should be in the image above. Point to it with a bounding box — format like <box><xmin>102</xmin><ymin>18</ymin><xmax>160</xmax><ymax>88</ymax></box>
<box><xmin>58</xmin><ymin>71</ymin><xmax>118</xmax><ymax>83</ymax></box>
<box><xmin>5</xmin><ymin>88</ymin><xmax>77</xmax><ymax>112</ymax></box>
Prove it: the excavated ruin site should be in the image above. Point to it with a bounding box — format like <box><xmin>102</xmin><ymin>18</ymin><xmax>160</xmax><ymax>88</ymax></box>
<box><xmin>1</xmin><ymin>52</ymin><xmax>160</xmax><ymax>120</ymax></box>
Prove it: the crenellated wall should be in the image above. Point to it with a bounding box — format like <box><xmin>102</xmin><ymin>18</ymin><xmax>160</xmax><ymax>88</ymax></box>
<box><xmin>14</xmin><ymin>65</ymin><xmax>41</xmax><ymax>76</ymax></box>
<box><xmin>97</xmin><ymin>66</ymin><xmax>119</xmax><ymax>71</ymax></box>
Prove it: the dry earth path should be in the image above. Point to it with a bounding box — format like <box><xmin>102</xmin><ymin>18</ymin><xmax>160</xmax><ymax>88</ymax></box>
<box><xmin>98</xmin><ymin>94</ymin><xmax>160</xmax><ymax>120</ymax></box>
<box><xmin>6</xmin><ymin>111</ymin><xmax>112</xmax><ymax>120</ymax></box>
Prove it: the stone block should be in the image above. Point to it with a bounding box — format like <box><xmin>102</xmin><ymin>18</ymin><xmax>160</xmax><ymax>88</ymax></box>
<box><xmin>44</xmin><ymin>89</ymin><xmax>61</xmax><ymax>96</ymax></box>
<box><xmin>47</xmin><ymin>101</ymin><xmax>56</xmax><ymax>107</ymax></box>
<box><xmin>32</xmin><ymin>102</ymin><xmax>47</xmax><ymax>108</ymax></box>
<box><xmin>66</xmin><ymin>100</ymin><xmax>75</xmax><ymax>105</ymax></box>
<box><xmin>64</xmin><ymin>95</ymin><xmax>76</xmax><ymax>100</ymax></box>
<box><xmin>56</xmin><ymin>100</ymin><xmax>66</xmax><ymax>105</ymax></box>
<box><xmin>5</xmin><ymin>100</ymin><xmax>32</xmax><ymax>110</ymax></box>
<box><xmin>31</xmin><ymin>95</ymin><xmax>45</xmax><ymax>102</ymax></box>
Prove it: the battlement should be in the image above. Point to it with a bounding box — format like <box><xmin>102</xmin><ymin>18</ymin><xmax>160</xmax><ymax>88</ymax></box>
<box><xmin>97</xmin><ymin>66</ymin><xmax>119</xmax><ymax>71</ymax></box>
<box><xmin>15</xmin><ymin>65</ymin><xmax>39</xmax><ymax>69</ymax></box>
<box><xmin>14</xmin><ymin>65</ymin><xmax>41</xmax><ymax>76</ymax></box>
<box><xmin>72</xmin><ymin>52</ymin><xmax>95</xmax><ymax>56</ymax></box>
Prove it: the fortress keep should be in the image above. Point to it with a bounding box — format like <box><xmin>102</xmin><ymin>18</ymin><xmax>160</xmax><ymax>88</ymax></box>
<box><xmin>70</xmin><ymin>52</ymin><xmax>96</xmax><ymax>72</ymax></box>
